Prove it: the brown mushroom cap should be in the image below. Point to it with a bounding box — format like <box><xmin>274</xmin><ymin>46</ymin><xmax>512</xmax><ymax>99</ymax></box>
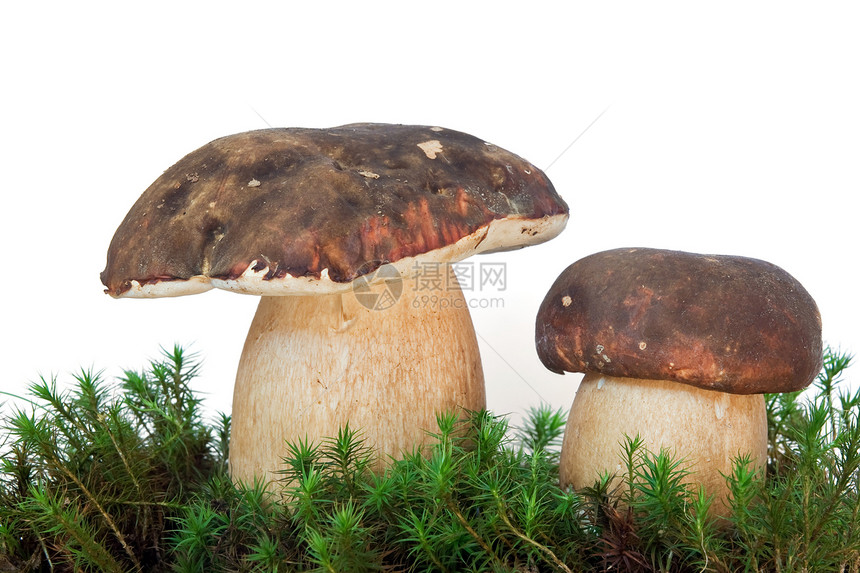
<box><xmin>101</xmin><ymin>123</ymin><xmax>568</xmax><ymax>298</ymax></box>
<box><xmin>535</xmin><ymin>247</ymin><xmax>823</xmax><ymax>394</ymax></box>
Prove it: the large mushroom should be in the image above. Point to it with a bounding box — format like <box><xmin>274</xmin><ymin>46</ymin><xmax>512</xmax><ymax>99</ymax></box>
<box><xmin>101</xmin><ymin>123</ymin><xmax>568</xmax><ymax>485</ymax></box>
<box><xmin>535</xmin><ymin>247</ymin><xmax>822</xmax><ymax>515</ymax></box>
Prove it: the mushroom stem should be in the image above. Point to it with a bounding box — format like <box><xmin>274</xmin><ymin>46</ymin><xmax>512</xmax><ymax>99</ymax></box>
<box><xmin>229</xmin><ymin>276</ymin><xmax>485</xmax><ymax>486</ymax></box>
<box><xmin>560</xmin><ymin>373</ymin><xmax>767</xmax><ymax>517</ymax></box>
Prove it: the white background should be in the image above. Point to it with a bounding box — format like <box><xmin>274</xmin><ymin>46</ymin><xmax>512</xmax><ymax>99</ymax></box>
<box><xmin>2</xmin><ymin>2</ymin><xmax>858</xmax><ymax>425</ymax></box>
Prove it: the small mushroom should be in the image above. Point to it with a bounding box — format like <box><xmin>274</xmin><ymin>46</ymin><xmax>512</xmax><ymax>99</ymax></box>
<box><xmin>535</xmin><ymin>247</ymin><xmax>823</xmax><ymax>515</ymax></box>
<box><xmin>101</xmin><ymin>123</ymin><xmax>568</xmax><ymax>485</ymax></box>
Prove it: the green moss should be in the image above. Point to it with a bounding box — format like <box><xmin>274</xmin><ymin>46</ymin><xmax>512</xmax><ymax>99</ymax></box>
<box><xmin>1</xmin><ymin>346</ymin><xmax>857</xmax><ymax>572</ymax></box>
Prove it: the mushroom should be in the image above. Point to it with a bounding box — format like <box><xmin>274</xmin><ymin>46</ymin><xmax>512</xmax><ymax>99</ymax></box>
<box><xmin>101</xmin><ymin>123</ymin><xmax>568</xmax><ymax>485</ymax></box>
<box><xmin>535</xmin><ymin>247</ymin><xmax>822</xmax><ymax>515</ymax></box>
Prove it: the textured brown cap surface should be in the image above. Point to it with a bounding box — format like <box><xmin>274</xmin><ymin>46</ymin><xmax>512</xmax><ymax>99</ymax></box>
<box><xmin>101</xmin><ymin>123</ymin><xmax>568</xmax><ymax>298</ymax></box>
<box><xmin>535</xmin><ymin>248</ymin><xmax>823</xmax><ymax>394</ymax></box>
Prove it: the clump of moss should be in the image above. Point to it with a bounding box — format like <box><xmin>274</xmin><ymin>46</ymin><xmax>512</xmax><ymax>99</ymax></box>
<box><xmin>1</xmin><ymin>346</ymin><xmax>857</xmax><ymax>572</ymax></box>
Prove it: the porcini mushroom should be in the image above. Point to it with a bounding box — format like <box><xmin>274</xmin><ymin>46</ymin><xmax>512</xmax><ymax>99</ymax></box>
<box><xmin>535</xmin><ymin>247</ymin><xmax>822</xmax><ymax>515</ymax></box>
<box><xmin>101</xmin><ymin>123</ymin><xmax>568</xmax><ymax>485</ymax></box>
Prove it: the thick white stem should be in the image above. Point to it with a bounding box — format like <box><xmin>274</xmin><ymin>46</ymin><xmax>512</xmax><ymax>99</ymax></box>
<box><xmin>230</xmin><ymin>277</ymin><xmax>485</xmax><ymax>486</ymax></box>
<box><xmin>560</xmin><ymin>373</ymin><xmax>767</xmax><ymax>517</ymax></box>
